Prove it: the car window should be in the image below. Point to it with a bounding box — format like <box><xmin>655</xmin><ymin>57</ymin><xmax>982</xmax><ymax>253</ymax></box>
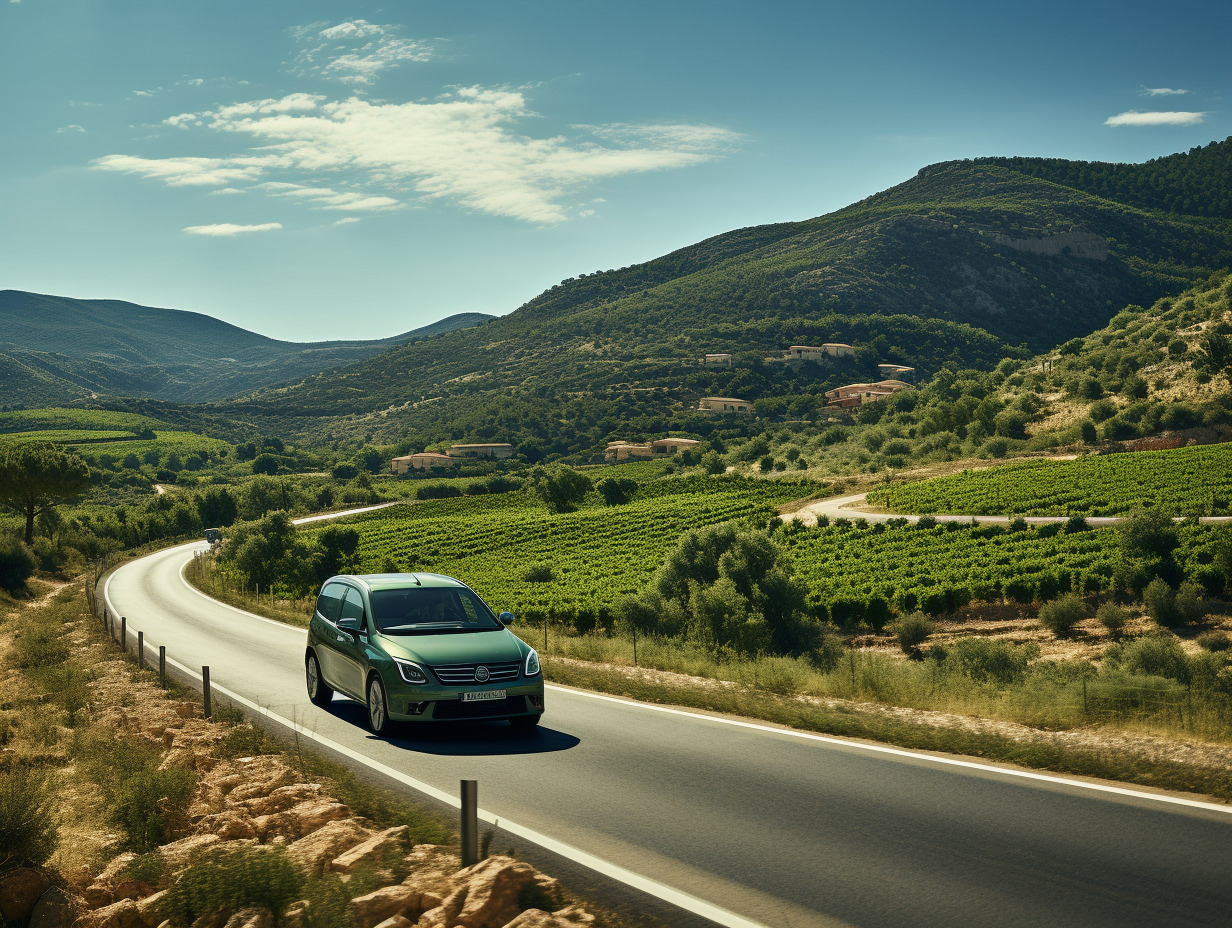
<box><xmin>339</xmin><ymin>587</ymin><xmax>366</xmax><ymax>626</ymax></box>
<box><xmin>315</xmin><ymin>582</ymin><xmax>346</xmax><ymax>623</ymax></box>
<box><xmin>371</xmin><ymin>586</ymin><xmax>500</xmax><ymax>634</ymax></box>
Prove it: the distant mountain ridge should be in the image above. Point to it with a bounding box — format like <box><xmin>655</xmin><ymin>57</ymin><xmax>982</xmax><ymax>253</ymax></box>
<box><xmin>216</xmin><ymin>138</ymin><xmax>1232</xmax><ymax>454</ymax></box>
<box><xmin>0</xmin><ymin>290</ymin><xmax>493</xmax><ymax>404</ymax></box>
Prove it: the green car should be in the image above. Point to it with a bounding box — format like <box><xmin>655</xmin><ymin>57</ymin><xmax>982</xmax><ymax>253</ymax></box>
<box><xmin>304</xmin><ymin>573</ymin><xmax>544</xmax><ymax>734</ymax></box>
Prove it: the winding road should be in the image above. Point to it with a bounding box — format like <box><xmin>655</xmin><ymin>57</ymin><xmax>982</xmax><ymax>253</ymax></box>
<box><xmin>103</xmin><ymin>536</ymin><xmax>1232</xmax><ymax>928</ymax></box>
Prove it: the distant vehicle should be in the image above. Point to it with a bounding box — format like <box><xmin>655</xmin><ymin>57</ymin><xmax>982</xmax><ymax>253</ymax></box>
<box><xmin>305</xmin><ymin>573</ymin><xmax>544</xmax><ymax>735</ymax></box>
<box><xmin>203</xmin><ymin>528</ymin><xmax>222</xmax><ymax>548</ymax></box>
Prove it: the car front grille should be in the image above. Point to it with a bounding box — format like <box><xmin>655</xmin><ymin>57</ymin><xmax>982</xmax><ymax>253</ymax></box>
<box><xmin>430</xmin><ymin>660</ymin><xmax>522</xmax><ymax>685</ymax></box>
<box><xmin>432</xmin><ymin>695</ymin><xmax>526</xmax><ymax>720</ymax></box>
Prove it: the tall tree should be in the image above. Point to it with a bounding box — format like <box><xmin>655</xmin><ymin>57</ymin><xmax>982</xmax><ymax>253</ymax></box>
<box><xmin>0</xmin><ymin>443</ymin><xmax>92</xmax><ymax>544</ymax></box>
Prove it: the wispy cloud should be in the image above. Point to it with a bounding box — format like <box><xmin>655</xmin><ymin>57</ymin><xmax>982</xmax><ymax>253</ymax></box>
<box><xmin>1104</xmin><ymin>110</ymin><xmax>1206</xmax><ymax>127</ymax></box>
<box><xmin>57</xmin><ymin>124</ymin><xmax>85</xmax><ymax>133</ymax></box>
<box><xmin>183</xmin><ymin>222</ymin><xmax>283</xmax><ymax>236</ymax></box>
<box><xmin>1141</xmin><ymin>87</ymin><xmax>1191</xmax><ymax>96</ymax></box>
<box><xmin>333</xmin><ymin>217</ymin><xmax>361</xmax><ymax>225</ymax></box>
<box><xmin>289</xmin><ymin>20</ymin><xmax>434</xmax><ymax>87</ymax></box>
<box><xmin>95</xmin><ymin>87</ymin><xmax>741</xmax><ymax>223</ymax></box>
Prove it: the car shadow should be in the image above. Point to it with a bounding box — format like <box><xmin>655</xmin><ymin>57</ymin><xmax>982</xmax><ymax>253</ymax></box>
<box><xmin>329</xmin><ymin>700</ymin><xmax>579</xmax><ymax>756</ymax></box>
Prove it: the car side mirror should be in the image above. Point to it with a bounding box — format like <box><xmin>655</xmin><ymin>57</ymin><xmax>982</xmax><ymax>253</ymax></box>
<box><xmin>499</xmin><ymin>612</ymin><xmax>515</xmax><ymax>626</ymax></box>
<box><xmin>338</xmin><ymin>617</ymin><xmax>362</xmax><ymax>635</ymax></box>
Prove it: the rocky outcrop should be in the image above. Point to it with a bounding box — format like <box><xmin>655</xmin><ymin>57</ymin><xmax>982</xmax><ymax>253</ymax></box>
<box><xmin>992</xmin><ymin>230</ymin><xmax>1107</xmax><ymax>260</ymax></box>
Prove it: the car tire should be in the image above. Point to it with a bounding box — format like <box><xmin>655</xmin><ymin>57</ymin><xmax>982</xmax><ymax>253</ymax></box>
<box><xmin>509</xmin><ymin>713</ymin><xmax>541</xmax><ymax>732</ymax></box>
<box><xmin>306</xmin><ymin>652</ymin><xmax>333</xmax><ymax>707</ymax></box>
<box><xmin>366</xmin><ymin>673</ymin><xmax>392</xmax><ymax>735</ymax></box>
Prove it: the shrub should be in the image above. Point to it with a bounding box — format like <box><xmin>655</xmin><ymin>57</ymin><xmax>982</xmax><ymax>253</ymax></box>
<box><xmin>1096</xmin><ymin>603</ymin><xmax>1131</xmax><ymax>638</ymax></box>
<box><xmin>1195</xmin><ymin>631</ymin><xmax>1231</xmax><ymax>653</ymax></box>
<box><xmin>1174</xmin><ymin>581</ymin><xmax>1208</xmax><ymax>625</ymax></box>
<box><xmin>522</xmin><ymin>563</ymin><xmax>554</xmax><ymax>583</ymax></box>
<box><xmin>112</xmin><ymin>764</ymin><xmax>198</xmax><ymax>852</ymax></box>
<box><xmin>1106</xmin><ymin>634</ymin><xmax>1190</xmax><ymax>684</ymax></box>
<box><xmin>1038</xmin><ymin>593</ymin><xmax>1086</xmax><ymax>637</ymax></box>
<box><xmin>13</xmin><ymin>624</ymin><xmax>69</xmax><ymax>668</ymax></box>
<box><xmin>1063</xmin><ymin>515</ymin><xmax>1089</xmax><ymax>534</ymax></box>
<box><xmin>1142</xmin><ymin>578</ymin><xmax>1179</xmax><ymax>626</ymax></box>
<box><xmin>890</xmin><ymin>612</ymin><xmax>933</xmax><ymax>653</ymax></box>
<box><xmin>807</xmin><ymin>631</ymin><xmax>846</xmax><ymax>672</ymax></box>
<box><xmin>161</xmin><ymin>845</ymin><xmax>305</xmax><ymax>927</ymax></box>
<box><xmin>0</xmin><ymin>534</ymin><xmax>38</xmax><ymax>593</ymax></box>
<box><xmin>0</xmin><ymin>768</ymin><xmax>59</xmax><ymax>868</ymax></box>
<box><xmin>932</xmin><ymin>637</ymin><xmax>1038</xmax><ymax>685</ymax></box>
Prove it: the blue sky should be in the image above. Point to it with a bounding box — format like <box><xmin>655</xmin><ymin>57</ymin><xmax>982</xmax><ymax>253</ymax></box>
<box><xmin>2</xmin><ymin>1</ymin><xmax>1228</xmax><ymax>342</ymax></box>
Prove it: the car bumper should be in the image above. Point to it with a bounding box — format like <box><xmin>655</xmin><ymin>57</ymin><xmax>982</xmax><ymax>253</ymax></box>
<box><xmin>385</xmin><ymin>679</ymin><xmax>545</xmax><ymax>722</ymax></box>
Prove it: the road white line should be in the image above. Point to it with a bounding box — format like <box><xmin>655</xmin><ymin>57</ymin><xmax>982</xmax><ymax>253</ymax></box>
<box><xmin>547</xmin><ymin>685</ymin><xmax>1232</xmax><ymax>816</ymax></box>
<box><xmin>104</xmin><ymin>550</ymin><xmax>769</xmax><ymax>928</ymax></box>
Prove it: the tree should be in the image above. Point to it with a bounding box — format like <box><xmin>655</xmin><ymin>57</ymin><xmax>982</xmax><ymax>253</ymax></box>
<box><xmin>529</xmin><ymin>466</ymin><xmax>592</xmax><ymax>513</ymax></box>
<box><xmin>596</xmin><ymin>476</ymin><xmax>638</xmax><ymax>506</ymax></box>
<box><xmin>251</xmin><ymin>453</ymin><xmax>281</xmax><ymax>476</ymax></box>
<box><xmin>0</xmin><ymin>443</ymin><xmax>92</xmax><ymax>544</ymax></box>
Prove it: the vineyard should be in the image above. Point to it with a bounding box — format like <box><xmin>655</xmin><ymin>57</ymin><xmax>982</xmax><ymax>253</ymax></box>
<box><xmin>0</xmin><ymin>407</ymin><xmax>172</xmax><ymax>434</ymax></box>
<box><xmin>0</xmin><ymin>408</ymin><xmax>231</xmax><ymax>459</ymax></box>
<box><xmin>866</xmin><ymin>443</ymin><xmax>1232</xmax><ymax>517</ymax></box>
<box><xmin>303</xmin><ymin>475</ymin><xmax>811</xmax><ymax>620</ymax></box>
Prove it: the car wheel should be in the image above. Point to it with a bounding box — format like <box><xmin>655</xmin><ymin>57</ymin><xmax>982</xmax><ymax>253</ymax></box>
<box><xmin>366</xmin><ymin>674</ymin><xmax>391</xmax><ymax>735</ymax></box>
<box><xmin>306</xmin><ymin>652</ymin><xmax>333</xmax><ymax>707</ymax></box>
<box><xmin>509</xmin><ymin>713</ymin><xmax>541</xmax><ymax>732</ymax></box>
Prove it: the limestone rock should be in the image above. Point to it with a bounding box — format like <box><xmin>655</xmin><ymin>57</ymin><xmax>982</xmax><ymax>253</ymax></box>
<box><xmin>501</xmin><ymin>905</ymin><xmax>594</xmax><ymax>927</ymax></box>
<box><xmin>221</xmin><ymin>906</ymin><xmax>273</xmax><ymax>928</ymax></box>
<box><xmin>349</xmin><ymin>884</ymin><xmax>426</xmax><ymax>926</ymax></box>
<box><xmin>371</xmin><ymin>917</ymin><xmax>415</xmax><ymax>928</ymax></box>
<box><xmin>286</xmin><ymin>819</ymin><xmax>372</xmax><ymax>876</ymax></box>
<box><xmin>135</xmin><ymin>889</ymin><xmax>168</xmax><ymax>924</ymax></box>
<box><xmin>195</xmin><ymin>810</ymin><xmax>259</xmax><ymax>841</ymax></box>
<box><xmin>157</xmin><ymin>834</ymin><xmax>221</xmax><ymax>871</ymax></box>
<box><xmin>79</xmin><ymin>897</ymin><xmax>149</xmax><ymax>928</ymax></box>
<box><xmin>29</xmin><ymin>883</ymin><xmax>82</xmax><ymax>928</ymax></box>
<box><xmin>0</xmin><ymin>868</ymin><xmax>53</xmax><ymax>924</ymax></box>
<box><xmin>453</xmin><ymin>857</ymin><xmax>559</xmax><ymax>928</ymax></box>
<box><xmin>332</xmin><ymin>825</ymin><xmax>409</xmax><ymax>874</ymax></box>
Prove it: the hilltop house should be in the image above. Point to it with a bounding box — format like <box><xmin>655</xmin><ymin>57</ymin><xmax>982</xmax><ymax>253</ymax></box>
<box><xmin>824</xmin><ymin>380</ymin><xmax>912</xmax><ymax>410</ymax></box>
<box><xmin>446</xmin><ymin>443</ymin><xmax>514</xmax><ymax>460</ymax></box>
<box><xmin>698</xmin><ymin>396</ymin><xmax>752</xmax><ymax>415</ymax></box>
<box><xmin>781</xmin><ymin>343</ymin><xmax>855</xmax><ymax>361</ymax></box>
<box><xmin>702</xmin><ymin>353</ymin><xmax>733</xmax><ymax>367</ymax></box>
<box><xmin>391</xmin><ymin>452</ymin><xmax>454</xmax><ymax>474</ymax></box>
<box><xmin>605</xmin><ymin>437</ymin><xmax>702</xmax><ymax>462</ymax></box>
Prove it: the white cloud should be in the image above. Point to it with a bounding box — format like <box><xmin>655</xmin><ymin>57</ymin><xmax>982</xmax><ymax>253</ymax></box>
<box><xmin>57</xmin><ymin>124</ymin><xmax>85</xmax><ymax>133</ymax></box>
<box><xmin>334</xmin><ymin>217</ymin><xmax>361</xmax><ymax>225</ymax></box>
<box><xmin>96</xmin><ymin>87</ymin><xmax>740</xmax><ymax>223</ymax></box>
<box><xmin>1142</xmin><ymin>87</ymin><xmax>1191</xmax><ymax>96</ymax></box>
<box><xmin>183</xmin><ymin>222</ymin><xmax>283</xmax><ymax>236</ymax></box>
<box><xmin>1105</xmin><ymin>110</ymin><xmax>1206</xmax><ymax>126</ymax></box>
<box><xmin>210</xmin><ymin>187</ymin><xmax>246</xmax><ymax>196</ymax></box>
<box><xmin>289</xmin><ymin>20</ymin><xmax>434</xmax><ymax>86</ymax></box>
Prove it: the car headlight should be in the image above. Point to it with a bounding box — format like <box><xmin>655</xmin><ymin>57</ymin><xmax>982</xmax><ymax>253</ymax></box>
<box><xmin>524</xmin><ymin>649</ymin><xmax>541</xmax><ymax>677</ymax></box>
<box><xmin>393</xmin><ymin>658</ymin><xmax>428</xmax><ymax>684</ymax></box>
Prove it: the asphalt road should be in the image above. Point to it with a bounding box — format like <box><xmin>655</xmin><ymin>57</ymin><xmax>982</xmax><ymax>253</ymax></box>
<box><xmin>104</xmin><ymin>541</ymin><xmax>1232</xmax><ymax>928</ymax></box>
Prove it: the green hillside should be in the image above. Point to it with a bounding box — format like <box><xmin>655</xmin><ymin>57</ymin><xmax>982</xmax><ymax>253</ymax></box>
<box><xmin>221</xmin><ymin>141</ymin><xmax>1232</xmax><ymax>456</ymax></box>
<box><xmin>0</xmin><ymin>290</ymin><xmax>493</xmax><ymax>404</ymax></box>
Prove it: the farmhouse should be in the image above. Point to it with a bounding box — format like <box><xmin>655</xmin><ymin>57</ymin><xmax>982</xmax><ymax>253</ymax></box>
<box><xmin>605</xmin><ymin>437</ymin><xmax>702</xmax><ymax>462</ymax></box>
<box><xmin>391</xmin><ymin>452</ymin><xmax>453</xmax><ymax>474</ymax></box>
<box><xmin>698</xmin><ymin>396</ymin><xmax>752</xmax><ymax>415</ymax></box>
<box><xmin>446</xmin><ymin>443</ymin><xmax>514</xmax><ymax>460</ymax></box>
<box><xmin>702</xmin><ymin>353</ymin><xmax>734</xmax><ymax>367</ymax></box>
<box><xmin>781</xmin><ymin>343</ymin><xmax>855</xmax><ymax>361</ymax></box>
<box><xmin>824</xmin><ymin>379</ymin><xmax>913</xmax><ymax>410</ymax></box>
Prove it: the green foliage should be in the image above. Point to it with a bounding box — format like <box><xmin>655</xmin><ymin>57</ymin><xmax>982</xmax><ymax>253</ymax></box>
<box><xmin>0</xmin><ymin>533</ymin><xmax>37</xmax><ymax>593</ymax></box>
<box><xmin>529</xmin><ymin>466</ymin><xmax>593</xmax><ymax>513</ymax></box>
<box><xmin>161</xmin><ymin>845</ymin><xmax>305</xmax><ymax>927</ymax></box>
<box><xmin>220</xmin><ymin>510</ymin><xmax>321</xmax><ymax>594</ymax></box>
<box><xmin>1196</xmin><ymin>631</ymin><xmax>1231</xmax><ymax>653</ymax></box>
<box><xmin>869</xmin><ymin>445</ymin><xmax>1232</xmax><ymax>517</ymax></box>
<box><xmin>1096</xmin><ymin>602</ymin><xmax>1132</xmax><ymax>638</ymax></box>
<box><xmin>1105</xmin><ymin>634</ymin><xmax>1192</xmax><ymax>684</ymax></box>
<box><xmin>0</xmin><ymin>441</ymin><xmax>92</xmax><ymax>544</ymax></box>
<box><xmin>930</xmin><ymin>637</ymin><xmax>1039</xmax><ymax>685</ymax></box>
<box><xmin>1037</xmin><ymin>593</ymin><xmax>1087</xmax><ymax>637</ymax></box>
<box><xmin>0</xmin><ymin>768</ymin><xmax>59</xmax><ymax>868</ymax></box>
<box><xmin>596</xmin><ymin>475</ymin><xmax>638</xmax><ymax>506</ymax></box>
<box><xmin>889</xmin><ymin>612</ymin><xmax>933</xmax><ymax>653</ymax></box>
<box><xmin>522</xmin><ymin>562</ymin><xmax>554</xmax><ymax>583</ymax></box>
<box><xmin>13</xmin><ymin>623</ymin><xmax>70</xmax><ymax>668</ymax></box>
<box><xmin>630</xmin><ymin>521</ymin><xmax>820</xmax><ymax>655</ymax></box>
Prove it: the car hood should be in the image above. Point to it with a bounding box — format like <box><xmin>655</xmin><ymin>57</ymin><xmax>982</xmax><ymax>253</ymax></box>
<box><xmin>379</xmin><ymin>629</ymin><xmax>526</xmax><ymax>666</ymax></box>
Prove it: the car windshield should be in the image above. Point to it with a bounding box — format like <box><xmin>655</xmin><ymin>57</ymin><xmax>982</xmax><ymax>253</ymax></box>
<box><xmin>370</xmin><ymin>586</ymin><xmax>502</xmax><ymax>634</ymax></box>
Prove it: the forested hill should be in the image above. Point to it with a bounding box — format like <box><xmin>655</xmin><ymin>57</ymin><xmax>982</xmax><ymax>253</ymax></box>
<box><xmin>0</xmin><ymin>290</ymin><xmax>492</xmax><ymax>404</ymax></box>
<box><xmin>974</xmin><ymin>137</ymin><xmax>1232</xmax><ymax>220</ymax></box>
<box><xmin>220</xmin><ymin>140</ymin><xmax>1232</xmax><ymax>452</ymax></box>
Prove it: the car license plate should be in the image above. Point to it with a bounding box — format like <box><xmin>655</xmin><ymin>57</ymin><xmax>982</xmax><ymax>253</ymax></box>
<box><xmin>461</xmin><ymin>690</ymin><xmax>506</xmax><ymax>702</ymax></box>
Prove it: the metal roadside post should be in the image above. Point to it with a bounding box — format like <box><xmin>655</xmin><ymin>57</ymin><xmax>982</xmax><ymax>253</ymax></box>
<box><xmin>159</xmin><ymin>646</ymin><xmax>167</xmax><ymax>688</ymax></box>
<box><xmin>137</xmin><ymin>631</ymin><xmax>144</xmax><ymax>669</ymax></box>
<box><xmin>203</xmin><ymin>666</ymin><xmax>212</xmax><ymax>718</ymax></box>
<box><xmin>120</xmin><ymin>616</ymin><xmax>127</xmax><ymax>653</ymax></box>
<box><xmin>461</xmin><ymin>779</ymin><xmax>479</xmax><ymax>867</ymax></box>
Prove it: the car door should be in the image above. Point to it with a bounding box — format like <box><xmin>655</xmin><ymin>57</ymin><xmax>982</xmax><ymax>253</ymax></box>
<box><xmin>333</xmin><ymin>586</ymin><xmax>370</xmax><ymax>699</ymax></box>
<box><xmin>312</xmin><ymin>582</ymin><xmax>348</xmax><ymax>690</ymax></box>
